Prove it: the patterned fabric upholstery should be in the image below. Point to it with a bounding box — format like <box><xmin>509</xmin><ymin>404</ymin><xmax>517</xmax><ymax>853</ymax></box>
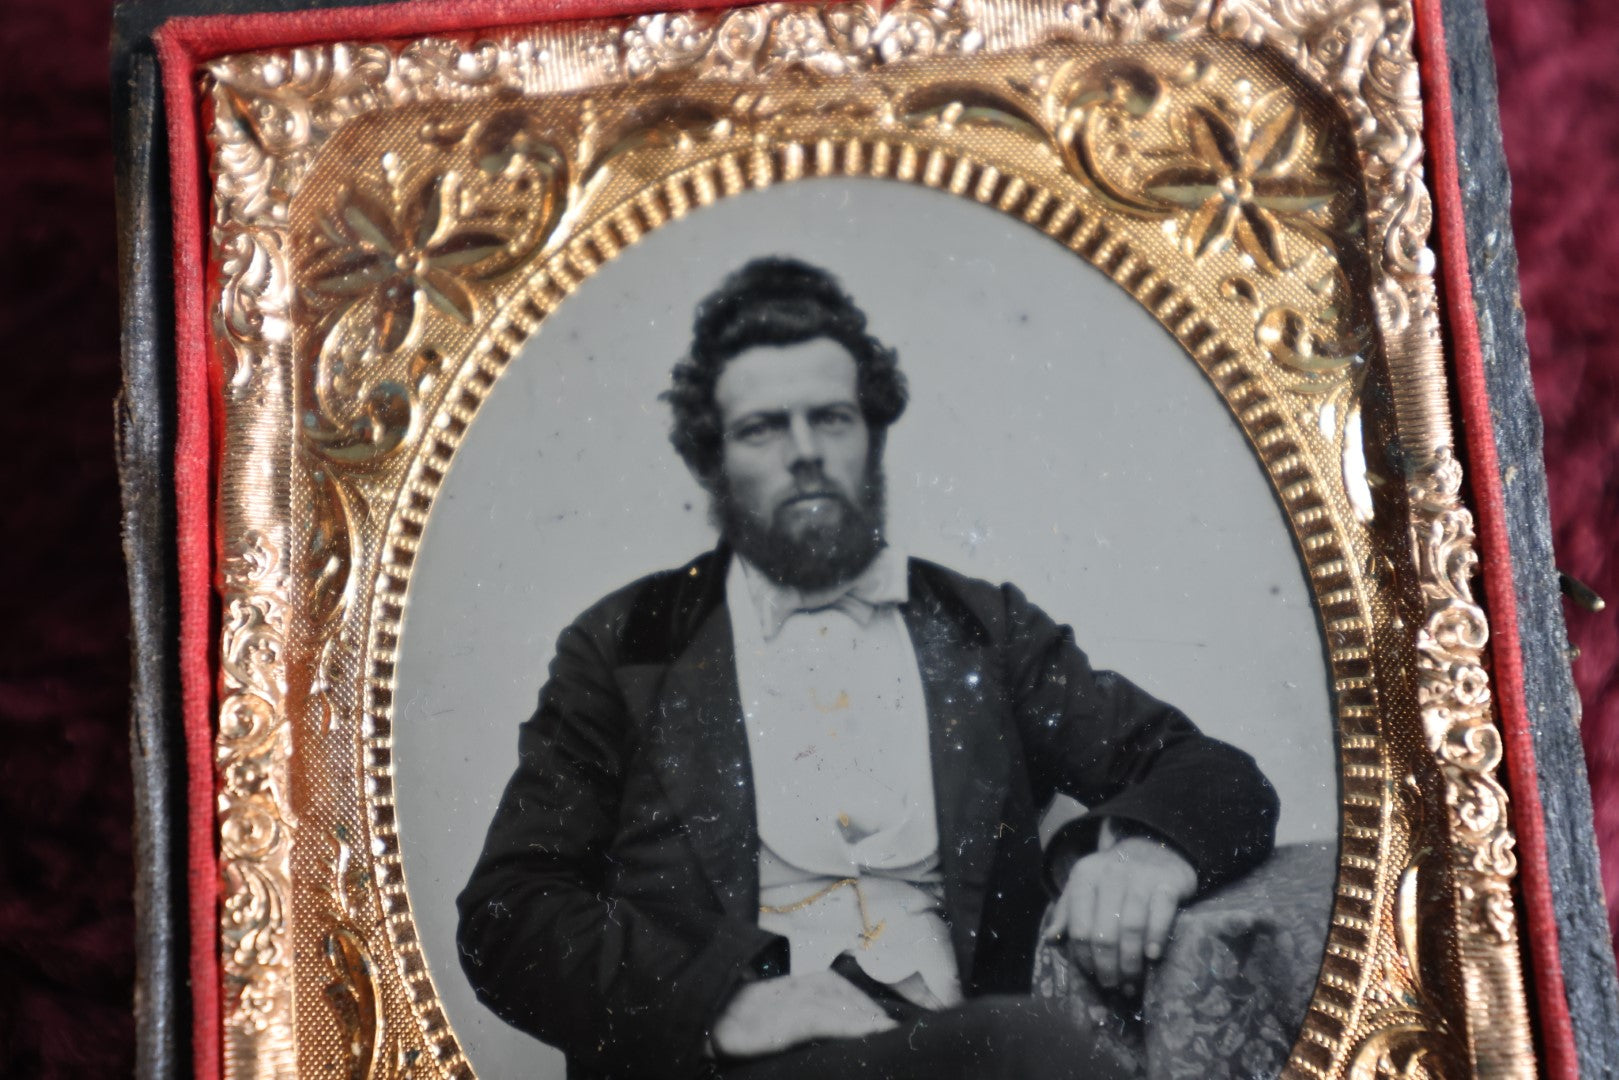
<box><xmin>1033</xmin><ymin>842</ymin><xmax>1337</xmax><ymax>1079</ymax></box>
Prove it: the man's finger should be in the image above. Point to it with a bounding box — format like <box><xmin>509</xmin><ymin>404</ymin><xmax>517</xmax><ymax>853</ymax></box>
<box><xmin>715</xmin><ymin>972</ymin><xmax>902</xmax><ymax>1057</ymax></box>
<box><xmin>790</xmin><ymin>979</ymin><xmax>900</xmax><ymax>1050</ymax></box>
<box><xmin>1053</xmin><ymin>864</ymin><xmax>1098</xmax><ymax>940</ymax></box>
<box><xmin>1090</xmin><ymin>872</ymin><xmax>1127</xmax><ymax>989</ymax></box>
<box><xmin>1065</xmin><ymin>927</ymin><xmax>1096</xmax><ymax>979</ymax></box>
<box><xmin>1056</xmin><ymin>864</ymin><xmax>1099</xmax><ymax>976</ymax></box>
<box><xmin>1143</xmin><ymin>884</ymin><xmax>1182</xmax><ymax>962</ymax></box>
<box><xmin>1116</xmin><ymin>885</ymin><xmax>1151</xmax><ymax>984</ymax></box>
<box><xmin>816</xmin><ymin>1006</ymin><xmax>899</xmax><ymax>1042</ymax></box>
<box><xmin>818</xmin><ymin>983</ymin><xmax>900</xmax><ymax>1041</ymax></box>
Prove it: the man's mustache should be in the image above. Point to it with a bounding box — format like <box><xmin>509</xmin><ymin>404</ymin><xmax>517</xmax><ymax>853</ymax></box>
<box><xmin>777</xmin><ymin>487</ymin><xmax>859</xmax><ymax>516</ymax></box>
<box><xmin>783</xmin><ymin>488</ymin><xmax>851</xmax><ymax>503</ymax></box>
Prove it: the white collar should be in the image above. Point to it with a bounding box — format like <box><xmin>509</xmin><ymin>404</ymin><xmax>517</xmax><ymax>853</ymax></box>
<box><xmin>735</xmin><ymin>546</ymin><xmax>910</xmax><ymax>641</ymax></box>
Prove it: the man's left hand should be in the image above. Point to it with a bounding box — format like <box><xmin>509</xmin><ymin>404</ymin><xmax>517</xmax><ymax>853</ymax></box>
<box><xmin>1046</xmin><ymin>828</ymin><xmax>1197</xmax><ymax>996</ymax></box>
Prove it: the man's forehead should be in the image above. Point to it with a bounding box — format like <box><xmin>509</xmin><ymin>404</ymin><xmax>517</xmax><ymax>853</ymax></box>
<box><xmin>714</xmin><ymin>339</ymin><xmax>860</xmax><ymax>416</ymax></box>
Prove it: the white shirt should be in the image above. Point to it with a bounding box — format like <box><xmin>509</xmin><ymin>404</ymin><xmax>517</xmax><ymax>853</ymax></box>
<box><xmin>728</xmin><ymin>549</ymin><xmax>963</xmax><ymax>1007</ymax></box>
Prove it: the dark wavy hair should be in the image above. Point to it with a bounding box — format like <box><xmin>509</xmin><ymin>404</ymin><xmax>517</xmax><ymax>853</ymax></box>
<box><xmin>664</xmin><ymin>257</ymin><xmax>909</xmax><ymax>478</ymax></box>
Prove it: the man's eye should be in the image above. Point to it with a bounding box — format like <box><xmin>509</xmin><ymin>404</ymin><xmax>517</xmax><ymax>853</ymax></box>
<box><xmin>812</xmin><ymin>410</ymin><xmax>857</xmax><ymax>431</ymax></box>
<box><xmin>732</xmin><ymin>420</ymin><xmax>782</xmax><ymax>444</ymax></box>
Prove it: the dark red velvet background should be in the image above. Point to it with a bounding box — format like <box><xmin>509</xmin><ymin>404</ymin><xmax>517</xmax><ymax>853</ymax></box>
<box><xmin>0</xmin><ymin>0</ymin><xmax>1613</xmax><ymax>1074</ymax></box>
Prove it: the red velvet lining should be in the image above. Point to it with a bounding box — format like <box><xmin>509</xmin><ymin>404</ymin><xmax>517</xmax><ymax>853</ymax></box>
<box><xmin>158</xmin><ymin>0</ymin><xmax>746</xmax><ymax>61</ymax></box>
<box><xmin>152</xmin><ymin>23</ymin><xmax>220</xmax><ymax>1080</ymax></box>
<box><xmin>1413</xmin><ymin>1</ymin><xmax>1576</xmax><ymax>1076</ymax></box>
<box><xmin>157</xmin><ymin>1</ymin><xmax>1579</xmax><ymax>1075</ymax></box>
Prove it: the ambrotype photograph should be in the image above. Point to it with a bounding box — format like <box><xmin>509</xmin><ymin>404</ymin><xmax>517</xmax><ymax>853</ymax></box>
<box><xmin>391</xmin><ymin>178</ymin><xmax>1339</xmax><ymax>1079</ymax></box>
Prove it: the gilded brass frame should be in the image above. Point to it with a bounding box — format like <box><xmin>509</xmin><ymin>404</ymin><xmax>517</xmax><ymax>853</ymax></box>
<box><xmin>199</xmin><ymin>1</ymin><xmax>1532</xmax><ymax>1077</ymax></box>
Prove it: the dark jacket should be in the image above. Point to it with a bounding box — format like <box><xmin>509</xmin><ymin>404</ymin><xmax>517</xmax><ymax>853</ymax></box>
<box><xmin>457</xmin><ymin>548</ymin><xmax>1277</xmax><ymax>1079</ymax></box>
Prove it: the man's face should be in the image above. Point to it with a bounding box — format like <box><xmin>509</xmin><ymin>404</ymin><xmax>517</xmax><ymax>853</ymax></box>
<box><xmin>710</xmin><ymin>338</ymin><xmax>885</xmax><ymax>590</ymax></box>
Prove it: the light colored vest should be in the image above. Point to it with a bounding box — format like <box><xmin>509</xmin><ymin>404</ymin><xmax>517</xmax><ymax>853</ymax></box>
<box><xmin>728</xmin><ymin>552</ymin><xmax>963</xmax><ymax>1008</ymax></box>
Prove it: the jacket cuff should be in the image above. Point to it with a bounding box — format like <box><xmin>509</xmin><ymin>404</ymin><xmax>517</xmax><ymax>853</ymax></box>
<box><xmin>681</xmin><ymin>925</ymin><xmax>791</xmax><ymax>1070</ymax></box>
<box><xmin>1041</xmin><ymin>814</ymin><xmax>1197</xmax><ymax>896</ymax></box>
<box><xmin>1042</xmin><ymin>814</ymin><xmax>1106</xmax><ymax>896</ymax></box>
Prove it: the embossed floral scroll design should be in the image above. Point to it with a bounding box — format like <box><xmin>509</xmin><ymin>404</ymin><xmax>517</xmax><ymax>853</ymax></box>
<box><xmin>216</xmin><ymin>532</ymin><xmax>293</xmax><ymax>1054</ymax></box>
<box><xmin>1061</xmin><ymin>73</ymin><xmax>1340</xmax><ymax>272</ymax></box>
<box><xmin>304</xmin><ymin>170</ymin><xmax>542</xmax><ymax>369</ymax></box>
<box><xmin>1044</xmin><ymin>54</ymin><xmax>1370</xmax><ymax>393</ymax></box>
<box><xmin>197</xmin><ymin>1</ymin><xmax>1531</xmax><ymax>1078</ymax></box>
<box><xmin>321</xmin><ymin>828</ymin><xmax>383</xmax><ymax>1080</ymax></box>
<box><xmin>619</xmin><ymin>0</ymin><xmax>983</xmax><ymax>77</ymax></box>
<box><xmin>292</xmin><ymin>116</ymin><xmax>565</xmax><ymax>728</ymax></box>
<box><xmin>1035</xmin><ymin>48</ymin><xmax>1378</xmax><ymax>531</ymax></box>
<box><xmin>321</xmin><ymin>825</ymin><xmax>432</xmax><ymax>1080</ymax></box>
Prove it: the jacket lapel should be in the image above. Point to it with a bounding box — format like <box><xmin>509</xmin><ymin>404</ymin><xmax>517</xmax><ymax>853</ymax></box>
<box><xmin>615</xmin><ymin>554</ymin><xmax>760</xmax><ymax>923</ymax></box>
<box><xmin>904</xmin><ymin>563</ymin><xmax>1012</xmax><ymax>977</ymax></box>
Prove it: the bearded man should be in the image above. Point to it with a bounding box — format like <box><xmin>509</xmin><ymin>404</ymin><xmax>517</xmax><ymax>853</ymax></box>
<box><xmin>457</xmin><ymin>258</ymin><xmax>1279</xmax><ymax>1079</ymax></box>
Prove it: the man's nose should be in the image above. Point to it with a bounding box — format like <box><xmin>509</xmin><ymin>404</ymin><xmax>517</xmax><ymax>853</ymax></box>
<box><xmin>786</xmin><ymin>413</ymin><xmax>822</xmax><ymax>467</ymax></box>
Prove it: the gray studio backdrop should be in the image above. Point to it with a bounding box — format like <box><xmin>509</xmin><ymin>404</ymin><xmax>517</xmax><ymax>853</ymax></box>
<box><xmin>392</xmin><ymin>177</ymin><xmax>1339</xmax><ymax>1077</ymax></box>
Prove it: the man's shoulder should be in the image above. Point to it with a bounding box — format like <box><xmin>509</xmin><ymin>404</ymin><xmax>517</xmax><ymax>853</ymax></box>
<box><xmin>907</xmin><ymin>555</ymin><xmax>996</xmax><ymax>601</ymax></box>
<box><xmin>567</xmin><ymin>549</ymin><xmax>728</xmax><ymax>663</ymax></box>
<box><xmin>580</xmin><ymin>550</ymin><xmax>719</xmax><ymax>613</ymax></box>
<box><xmin>905</xmin><ymin>556</ymin><xmax>1041</xmax><ymax>641</ymax></box>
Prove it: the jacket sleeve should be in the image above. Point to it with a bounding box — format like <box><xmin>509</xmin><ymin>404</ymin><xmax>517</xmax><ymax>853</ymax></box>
<box><xmin>991</xmin><ymin>582</ymin><xmax>1279</xmax><ymax>895</ymax></box>
<box><xmin>456</xmin><ymin>616</ymin><xmax>786</xmax><ymax>1078</ymax></box>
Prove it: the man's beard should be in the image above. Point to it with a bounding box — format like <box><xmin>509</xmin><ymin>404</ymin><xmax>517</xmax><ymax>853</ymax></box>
<box><xmin>714</xmin><ymin>461</ymin><xmax>887</xmax><ymax>592</ymax></box>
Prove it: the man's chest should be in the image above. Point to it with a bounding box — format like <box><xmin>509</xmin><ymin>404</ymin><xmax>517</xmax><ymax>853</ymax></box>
<box><xmin>732</xmin><ymin>604</ymin><xmax>941</xmax><ymax>875</ymax></box>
